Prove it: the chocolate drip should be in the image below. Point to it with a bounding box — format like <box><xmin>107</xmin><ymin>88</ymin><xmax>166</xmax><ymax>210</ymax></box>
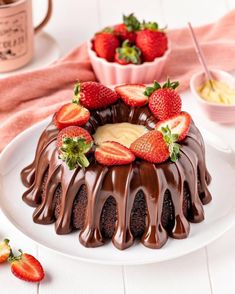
<box><xmin>21</xmin><ymin>101</ymin><xmax>212</xmax><ymax>250</ymax></box>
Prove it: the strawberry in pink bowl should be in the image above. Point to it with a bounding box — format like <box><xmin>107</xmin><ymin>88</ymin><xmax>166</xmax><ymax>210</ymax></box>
<box><xmin>88</xmin><ymin>13</ymin><xmax>171</xmax><ymax>85</ymax></box>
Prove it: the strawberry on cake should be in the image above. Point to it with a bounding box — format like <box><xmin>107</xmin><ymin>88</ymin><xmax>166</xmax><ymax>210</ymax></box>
<box><xmin>21</xmin><ymin>80</ymin><xmax>212</xmax><ymax>250</ymax></box>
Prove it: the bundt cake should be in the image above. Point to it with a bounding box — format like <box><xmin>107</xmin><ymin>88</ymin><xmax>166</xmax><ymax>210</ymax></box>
<box><xmin>21</xmin><ymin>81</ymin><xmax>212</xmax><ymax>250</ymax></box>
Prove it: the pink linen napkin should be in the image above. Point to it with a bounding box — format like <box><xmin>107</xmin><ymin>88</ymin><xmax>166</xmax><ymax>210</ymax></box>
<box><xmin>1</xmin><ymin>9</ymin><xmax>235</xmax><ymax>151</ymax></box>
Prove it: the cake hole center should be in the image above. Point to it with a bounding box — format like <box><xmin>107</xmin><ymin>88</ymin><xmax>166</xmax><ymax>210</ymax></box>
<box><xmin>93</xmin><ymin>123</ymin><xmax>148</xmax><ymax>148</ymax></box>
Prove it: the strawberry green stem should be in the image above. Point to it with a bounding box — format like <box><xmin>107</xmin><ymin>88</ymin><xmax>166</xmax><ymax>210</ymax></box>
<box><xmin>144</xmin><ymin>78</ymin><xmax>179</xmax><ymax>97</ymax></box>
<box><xmin>72</xmin><ymin>83</ymin><xmax>81</xmax><ymax>105</ymax></box>
<box><xmin>116</xmin><ymin>40</ymin><xmax>141</xmax><ymax>64</ymax></box>
<box><xmin>162</xmin><ymin>78</ymin><xmax>179</xmax><ymax>89</ymax></box>
<box><xmin>8</xmin><ymin>249</ymin><xmax>23</xmax><ymax>262</ymax></box>
<box><xmin>160</xmin><ymin>126</ymin><xmax>181</xmax><ymax>162</ymax></box>
<box><xmin>141</xmin><ymin>21</ymin><xmax>159</xmax><ymax>31</ymax></box>
<box><xmin>59</xmin><ymin>137</ymin><xmax>93</xmax><ymax>170</ymax></box>
<box><xmin>95</xmin><ymin>26</ymin><xmax>114</xmax><ymax>35</ymax></box>
<box><xmin>123</xmin><ymin>13</ymin><xmax>141</xmax><ymax>32</ymax></box>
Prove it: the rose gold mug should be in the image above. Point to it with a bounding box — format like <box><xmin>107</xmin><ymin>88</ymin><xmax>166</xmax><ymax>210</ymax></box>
<box><xmin>0</xmin><ymin>0</ymin><xmax>52</xmax><ymax>72</ymax></box>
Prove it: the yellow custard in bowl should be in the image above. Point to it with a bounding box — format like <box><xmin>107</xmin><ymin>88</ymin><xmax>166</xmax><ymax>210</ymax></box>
<box><xmin>199</xmin><ymin>80</ymin><xmax>235</xmax><ymax>105</ymax></box>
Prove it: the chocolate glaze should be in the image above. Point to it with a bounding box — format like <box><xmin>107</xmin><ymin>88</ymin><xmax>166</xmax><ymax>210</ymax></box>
<box><xmin>21</xmin><ymin>100</ymin><xmax>212</xmax><ymax>250</ymax></box>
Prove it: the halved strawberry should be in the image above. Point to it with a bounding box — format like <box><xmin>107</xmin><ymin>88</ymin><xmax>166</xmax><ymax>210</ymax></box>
<box><xmin>95</xmin><ymin>141</ymin><xmax>135</xmax><ymax>166</ymax></box>
<box><xmin>115</xmin><ymin>84</ymin><xmax>148</xmax><ymax>107</ymax></box>
<box><xmin>57</xmin><ymin>126</ymin><xmax>93</xmax><ymax>170</ymax></box>
<box><xmin>0</xmin><ymin>239</ymin><xmax>11</xmax><ymax>263</ymax></box>
<box><xmin>9</xmin><ymin>250</ymin><xmax>44</xmax><ymax>283</ymax></box>
<box><xmin>54</xmin><ymin>103</ymin><xmax>90</xmax><ymax>130</ymax></box>
<box><xmin>156</xmin><ymin>112</ymin><xmax>191</xmax><ymax>141</ymax></box>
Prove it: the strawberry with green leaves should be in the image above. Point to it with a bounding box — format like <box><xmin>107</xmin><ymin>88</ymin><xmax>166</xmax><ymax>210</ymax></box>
<box><xmin>73</xmin><ymin>82</ymin><xmax>118</xmax><ymax>110</ymax></box>
<box><xmin>57</xmin><ymin>126</ymin><xmax>93</xmax><ymax>170</ymax></box>
<box><xmin>130</xmin><ymin>127</ymin><xmax>181</xmax><ymax>163</ymax></box>
<box><xmin>9</xmin><ymin>250</ymin><xmax>44</xmax><ymax>283</ymax></box>
<box><xmin>0</xmin><ymin>239</ymin><xmax>11</xmax><ymax>263</ymax></box>
<box><xmin>93</xmin><ymin>29</ymin><xmax>120</xmax><ymax>62</ymax></box>
<box><xmin>145</xmin><ymin>79</ymin><xmax>182</xmax><ymax>120</ymax></box>
<box><xmin>115</xmin><ymin>40</ymin><xmax>141</xmax><ymax>65</ymax></box>
<box><xmin>136</xmin><ymin>22</ymin><xmax>168</xmax><ymax>62</ymax></box>
<box><xmin>114</xmin><ymin>13</ymin><xmax>141</xmax><ymax>43</ymax></box>
<box><xmin>95</xmin><ymin>141</ymin><xmax>135</xmax><ymax>166</ymax></box>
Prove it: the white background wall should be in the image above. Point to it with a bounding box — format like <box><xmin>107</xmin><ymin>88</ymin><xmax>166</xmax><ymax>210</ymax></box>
<box><xmin>33</xmin><ymin>0</ymin><xmax>235</xmax><ymax>55</ymax></box>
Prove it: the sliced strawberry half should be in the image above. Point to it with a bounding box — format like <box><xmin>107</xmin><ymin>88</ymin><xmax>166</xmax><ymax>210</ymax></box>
<box><xmin>156</xmin><ymin>112</ymin><xmax>191</xmax><ymax>141</ymax></box>
<box><xmin>95</xmin><ymin>141</ymin><xmax>135</xmax><ymax>166</ymax></box>
<box><xmin>0</xmin><ymin>239</ymin><xmax>11</xmax><ymax>263</ymax></box>
<box><xmin>9</xmin><ymin>250</ymin><xmax>45</xmax><ymax>283</ymax></box>
<box><xmin>115</xmin><ymin>84</ymin><xmax>148</xmax><ymax>107</ymax></box>
<box><xmin>54</xmin><ymin>103</ymin><xmax>90</xmax><ymax>130</ymax></box>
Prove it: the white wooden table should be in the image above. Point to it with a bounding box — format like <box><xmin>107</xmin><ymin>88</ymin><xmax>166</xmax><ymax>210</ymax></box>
<box><xmin>1</xmin><ymin>0</ymin><xmax>235</xmax><ymax>293</ymax></box>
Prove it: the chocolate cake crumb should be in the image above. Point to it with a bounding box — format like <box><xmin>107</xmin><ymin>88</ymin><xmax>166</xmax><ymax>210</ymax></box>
<box><xmin>100</xmin><ymin>196</ymin><xmax>117</xmax><ymax>239</ymax></box>
<box><xmin>161</xmin><ymin>190</ymin><xmax>175</xmax><ymax>232</ymax></box>
<box><xmin>197</xmin><ymin>167</ymin><xmax>206</xmax><ymax>204</ymax></box>
<box><xmin>72</xmin><ymin>185</ymin><xmax>88</xmax><ymax>229</ymax></box>
<box><xmin>130</xmin><ymin>191</ymin><xmax>146</xmax><ymax>238</ymax></box>
<box><xmin>53</xmin><ymin>185</ymin><xmax>62</xmax><ymax>219</ymax></box>
<box><xmin>183</xmin><ymin>182</ymin><xmax>192</xmax><ymax>219</ymax></box>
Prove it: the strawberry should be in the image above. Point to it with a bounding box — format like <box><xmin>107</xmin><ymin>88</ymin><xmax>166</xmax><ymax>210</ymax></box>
<box><xmin>9</xmin><ymin>250</ymin><xmax>44</xmax><ymax>283</ymax></box>
<box><xmin>136</xmin><ymin>22</ymin><xmax>167</xmax><ymax>62</ymax></box>
<box><xmin>73</xmin><ymin>82</ymin><xmax>118</xmax><ymax>110</ymax></box>
<box><xmin>114</xmin><ymin>24</ymin><xmax>137</xmax><ymax>44</ymax></box>
<box><xmin>156</xmin><ymin>112</ymin><xmax>191</xmax><ymax>141</ymax></box>
<box><xmin>0</xmin><ymin>239</ymin><xmax>11</xmax><ymax>263</ymax></box>
<box><xmin>114</xmin><ymin>13</ymin><xmax>141</xmax><ymax>43</ymax></box>
<box><xmin>57</xmin><ymin>126</ymin><xmax>93</xmax><ymax>170</ymax></box>
<box><xmin>115</xmin><ymin>40</ymin><xmax>141</xmax><ymax>65</ymax></box>
<box><xmin>54</xmin><ymin>103</ymin><xmax>90</xmax><ymax>130</ymax></box>
<box><xmin>115</xmin><ymin>84</ymin><xmax>148</xmax><ymax>107</ymax></box>
<box><xmin>93</xmin><ymin>30</ymin><xmax>120</xmax><ymax>62</ymax></box>
<box><xmin>95</xmin><ymin>141</ymin><xmax>135</xmax><ymax>166</ymax></box>
<box><xmin>145</xmin><ymin>79</ymin><xmax>182</xmax><ymax>120</ymax></box>
<box><xmin>130</xmin><ymin>127</ymin><xmax>181</xmax><ymax>163</ymax></box>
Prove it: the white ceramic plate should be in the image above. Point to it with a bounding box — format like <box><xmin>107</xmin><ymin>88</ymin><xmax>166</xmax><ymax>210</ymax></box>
<box><xmin>0</xmin><ymin>32</ymin><xmax>60</xmax><ymax>78</ymax></box>
<box><xmin>0</xmin><ymin>118</ymin><xmax>235</xmax><ymax>265</ymax></box>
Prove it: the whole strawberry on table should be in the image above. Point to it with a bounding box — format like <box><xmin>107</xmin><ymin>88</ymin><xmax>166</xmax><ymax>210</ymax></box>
<box><xmin>92</xmin><ymin>13</ymin><xmax>168</xmax><ymax>65</ymax></box>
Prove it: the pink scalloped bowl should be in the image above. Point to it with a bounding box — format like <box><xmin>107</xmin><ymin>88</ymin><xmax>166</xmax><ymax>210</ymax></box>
<box><xmin>190</xmin><ymin>69</ymin><xmax>235</xmax><ymax>124</ymax></box>
<box><xmin>87</xmin><ymin>40</ymin><xmax>171</xmax><ymax>85</ymax></box>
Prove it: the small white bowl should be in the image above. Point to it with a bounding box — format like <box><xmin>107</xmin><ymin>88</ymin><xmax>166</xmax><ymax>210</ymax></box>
<box><xmin>87</xmin><ymin>39</ymin><xmax>171</xmax><ymax>85</ymax></box>
<box><xmin>190</xmin><ymin>69</ymin><xmax>235</xmax><ymax>124</ymax></box>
